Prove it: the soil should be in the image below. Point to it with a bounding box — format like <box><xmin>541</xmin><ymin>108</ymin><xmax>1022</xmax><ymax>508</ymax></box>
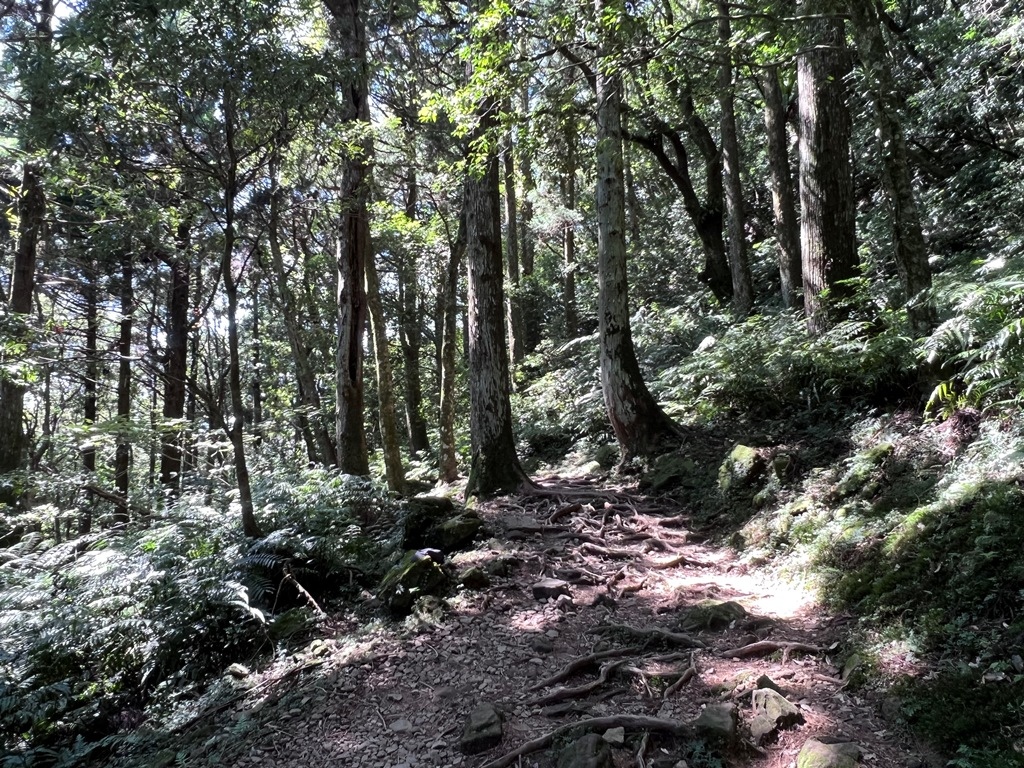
<box><xmin>164</xmin><ymin>472</ymin><xmax>938</xmax><ymax>768</ymax></box>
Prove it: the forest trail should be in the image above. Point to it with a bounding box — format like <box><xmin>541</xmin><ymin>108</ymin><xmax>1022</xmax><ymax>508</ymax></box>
<box><xmin>204</xmin><ymin>474</ymin><xmax>932</xmax><ymax>768</ymax></box>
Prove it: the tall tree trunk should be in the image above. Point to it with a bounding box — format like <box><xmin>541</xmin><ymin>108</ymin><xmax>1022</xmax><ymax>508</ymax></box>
<box><xmin>81</xmin><ymin>268</ymin><xmax>98</xmax><ymax>534</ymax></box>
<box><xmin>161</xmin><ymin>225</ymin><xmax>190</xmax><ymax>490</ymax></box>
<box><xmin>113</xmin><ymin>253</ymin><xmax>133</xmax><ymax>528</ymax></box>
<box><xmin>0</xmin><ymin>0</ymin><xmax>51</xmax><ymax>483</ymax></box>
<box><xmin>438</xmin><ymin>213</ymin><xmax>465</xmax><ymax>484</ymax></box>
<box><xmin>365</xmin><ymin>249</ymin><xmax>406</xmax><ymax>493</ymax></box>
<box><xmin>760</xmin><ymin>64</ymin><xmax>802</xmax><ymax>308</ymax></box>
<box><xmin>183</xmin><ymin>261</ymin><xmax>201</xmax><ymax>476</ymax></box>
<box><xmin>464</xmin><ymin>102</ymin><xmax>527</xmax><ymax>497</ymax></box>
<box><xmin>848</xmin><ymin>0</ymin><xmax>934</xmax><ymax>335</ymax></box>
<box><xmin>502</xmin><ymin>128</ymin><xmax>525</xmax><ymax>367</ymax></box>
<box><xmin>595</xmin><ymin>0</ymin><xmax>680</xmax><ymax>460</ymax></box>
<box><xmin>324</xmin><ymin>0</ymin><xmax>371</xmax><ymax>476</ymax></box>
<box><xmin>250</xmin><ymin>289</ymin><xmax>263</xmax><ymax>444</ymax></box>
<box><xmin>398</xmin><ymin>168</ymin><xmax>430</xmax><ymax>458</ymax></box>
<box><xmin>718</xmin><ymin>1</ymin><xmax>753</xmax><ymax>317</ymax></box>
<box><xmin>798</xmin><ymin>1</ymin><xmax>858</xmax><ymax>334</ymax></box>
<box><xmin>562</xmin><ymin>115</ymin><xmax>579</xmax><ymax>339</ymax></box>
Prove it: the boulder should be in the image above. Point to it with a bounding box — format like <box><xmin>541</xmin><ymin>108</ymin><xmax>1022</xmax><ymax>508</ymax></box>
<box><xmin>557</xmin><ymin>733</ymin><xmax>613</xmax><ymax>768</ymax></box>
<box><xmin>692</xmin><ymin>703</ymin><xmax>738</xmax><ymax>744</ymax></box>
<box><xmin>459</xmin><ymin>566</ymin><xmax>490</xmax><ymax>590</ymax></box>
<box><xmin>460</xmin><ymin>702</ymin><xmax>504</xmax><ymax>755</ymax></box>
<box><xmin>718</xmin><ymin>444</ymin><xmax>766</xmax><ymax>493</ymax></box>
<box><xmin>377</xmin><ymin>549</ymin><xmax>452</xmax><ymax>616</ymax></box>
<box><xmin>641</xmin><ymin>452</ymin><xmax>698</xmax><ymax>493</ymax></box>
<box><xmin>750</xmin><ymin>688</ymin><xmax>803</xmax><ymax>744</ymax></box>
<box><xmin>679</xmin><ymin>599</ymin><xmax>747</xmax><ymax>631</ymax></box>
<box><xmin>797</xmin><ymin>738</ymin><xmax>861</xmax><ymax>768</ymax></box>
<box><xmin>402</xmin><ymin>496</ymin><xmax>483</xmax><ymax>552</ymax></box>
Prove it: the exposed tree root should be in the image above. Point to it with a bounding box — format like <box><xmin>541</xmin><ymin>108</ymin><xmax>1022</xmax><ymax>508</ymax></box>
<box><xmin>589</xmin><ymin>623</ymin><xmax>705</xmax><ymax>649</ymax></box>
<box><xmin>649</xmin><ymin>553</ymin><xmax>704</xmax><ymax>569</ymax></box>
<box><xmin>527</xmin><ymin>659</ymin><xmax>629</xmax><ymax>705</ymax></box>
<box><xmin>526</xmin><ymin>646</ymin><xmax>643</xmax><ymax>692</ymax></box>
<box><xmin>662</xmin><ymin>665</ymin><xmax>697</xmax><ymax>698</ymax></box>
<box><xmin>476</xmin><ymin>715</ymin><xmax>693</xmax><ymax>768</ymax></box>
<box><xmin>719</xmin><ymin>640</ymin><xmax>822</xmax><ymax>661</ymax></box>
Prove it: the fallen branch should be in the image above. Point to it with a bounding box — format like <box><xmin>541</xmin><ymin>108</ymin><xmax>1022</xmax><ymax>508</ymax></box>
<box><xmin>527</xmin><ymin>646</ymin><xmax>643</xmax><ymax>692</ymax></box>
<box><xmin>719</xmin><ymin>640</ymin><xmax>822</xmax><ymax>661</ymax></box>
<box><xmin>528</xmin><ymin>660</ymin><xmax>628</xmax><ymax>705</ymax></box>
<box><xmin>477</xmin><ymin>715</ymin><xmax>693</xmax><ymax>768</ymax></box>
<box><xmin>590</xmin><ymin>623</ymin><xmax>705</xmax><ymax>649</ymax></box>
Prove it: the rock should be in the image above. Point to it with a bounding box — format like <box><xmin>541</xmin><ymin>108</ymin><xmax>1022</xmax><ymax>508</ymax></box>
<box><xmin>771</xmin><ymin>453</ymin><xmax>793</xmax><ymax>480</ymax></box>
<box><xmin>402</xmin><ymin>497</ymin><xmax>483</xmax><ymax>552</ymax></box>
<box><xmin>594</xmin><ymin>444</ymin><xmax>619</xmax><ymax>469</ymax></box>
<box><xmin>389</xmin><ymin>718</ymin><xmax>414</xmax><ymax>733</ymax></box>
<box><xmin>602</xmin><ymin>726</ymin><xmax>625</xmax><ymax>746</ymax></box>
<box><xmin>460</xmin><ymin>702</ymin><xmax>504</xmax><ymax>755</ymax></box>
<box><xmin>377</xmin><ymin>549</ymin><xmax>452</xmax><ymax>616</ymax></box>
<box><xmin>691</xmin><ymin>703</ymin><xmax>738</xmax><ymax>743</ymax></box>
<box><xmin>529</xmin><ymin>635</ymin><xmax>555</xmax><ymax>654</ymax></box>
<box><xmin>755</xmin><ymin>674</ymin><xmax>783</xmax><ymax>694</ymax></box>
<box><xmin>435</xmin><ymin>513</ymin><xmax>484</xmax><ymax>551</ymax></box>
<box><xmin>532</xmin><ymin>578</ymin><xmax>571</xmax><ymax>600</ymax></box>
<box><xmin>679</xmin><ymin>599</ymin><xmax>747</xmax><ymax>631</ymax></box>
<box><xmin>555</xmin><ymin>594</ymin><xmax>575</xmax><ymax>611</ymax></box>
<box><xmin>485</xmin><ymin>556</ymin><xmax>517</xmax><ymax>577</ymax></box>
<box><xmin>641</xmin><ymin>452</ymin><xmax>698</xmax><ymax>493</ymax></box>
<box><xmin>797</xmin><ymin>738</ymin><xmax>862</xmax><ymax>768</ymax></box>
<box><xmin>226</xmin><ymin>663</ymin><xmax>249</xmax><ymax>678</ymax></box>
<box><xmin>749</xmin><ymin>688</ymin><xmax>803</xmax><ymax>744</ymax></box>
<box><xmin>459</xmin><ymin>566</ymin><xmax>490</xmax><ymax>590</ymax></box>
<box><xmin>557</xmin><ymin>733</ymin><xmax>613</xmax><ymax>768</ymax></box>
<box><xmin>718</xmin><ymin>444</ymin><xmax>766</xmax><ymax>493</ymax></box>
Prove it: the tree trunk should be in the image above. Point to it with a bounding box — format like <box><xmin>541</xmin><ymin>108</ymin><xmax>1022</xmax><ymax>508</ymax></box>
<box><xmin>325</xmin><ymin>0</ymin><xmax>371</xmax><ymax>476</ymax></box>
<box><xmin>398</xmin><ymin>168</ymin><xmax>430</xmax><ymax>458</ymax></box>
<box><xmin>848</xmin><ymin>0</ymin><xmax>934</xmax><ymax>335</ymax></box>
<box><xmin>81</xmin><ymin>268</ymin><xmax>98</xmax><ymax>534</ymax></box>
<box><xmin>113</xmin><ymin>253</ymin><xmax>133</xmax><ymax>528</ymax></box>
<box><xmin>562</xmin><ymin>115</ymin><xmax>579</xmax><ymax>339</ymax></box>
<box><xmin>502</xmin><ymin>128</ymin><xmax>525</xmax><ymax>367</ymax></box>
<box><xmin>595</xmin><ymin>0</ymin><xmax>680</xmax><ymax>460</ymax></box>
<box><xmin>798</xmin><ymin>1</ymin><xmax>858</xmax><ymax>334</ymax></box>
<box><xmin>365</xmin><ymin>249</ymin><xmax>406</xmax><ymax>493</ymax></box>
<box><xmin>464</xmin><ymin>103</ymin><xmax>527</xmax><ymax>497</ymax></box>
<box><xmin>760</xmin><ymin>64</ymin><xmax>802</xmax><ymax>308</ymax></box>
<box><xmin>718</xmin><ymin>2</ymin><xmax>753</xmax><ymax>317</ymax></box>
<box><xmin>438</xmin><ymin>212</ymin><xmax>465</xmax><ymax>485</ymax></box>
<box><xmin>161</xmin><ymin>225</ymin><xmax>190</xmax><ymax>490</ymax></box>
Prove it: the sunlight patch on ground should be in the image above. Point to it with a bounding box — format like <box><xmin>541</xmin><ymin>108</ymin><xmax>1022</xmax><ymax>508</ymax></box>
<box><xmin>664</xmin><ymin>566</ymin><xmax>816</xmax><ymax>621</ymax></box>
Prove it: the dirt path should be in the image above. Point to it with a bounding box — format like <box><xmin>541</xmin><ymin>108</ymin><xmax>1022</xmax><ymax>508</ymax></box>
<box><xmin>201</xmin><ymin>476</ymin><xmax>930</xmax><ymax>768</ymax></box>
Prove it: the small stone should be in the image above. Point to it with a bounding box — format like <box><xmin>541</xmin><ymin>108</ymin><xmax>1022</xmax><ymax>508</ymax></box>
<box><xmin>529</xmin><ymin>636</ymin><xmax>555</xmax><ymax>654</ymax></box>
<box><xmin>601</xmin><ymin>726</ymin><xmax>625</xmax><ymax>746</ymax></box>
<box><xmin>460</xmin><ymin>566</ymin><xmax>491</xmax><ymax>590</ymax></box>
<box><xmin>532</xmin><ymin>578</ymin><xmax>571</xmax><ymax>600</ymax></box>
<box><xmin>389</xmin><ymin>718</ymin><xmax>414</xmax><ymax>733</ymax></box>
<box><xmin>546</xmin><ymin>629</ymin><xmax>560</xmax><ymax>638</ymax></box>
<box><xmin>755</xmin><ymin>675</ymin><xmax>783</xmax><ymax>694</ymax></box>
<box><xmin>555</xmin><ymin>594</ymin><xmax>575</xmax><ymax>611</ymax></box>
<box><xmin>226</xmin><ymin>663</ymin><xmax>250</xmax><ymax>678</ymax></box>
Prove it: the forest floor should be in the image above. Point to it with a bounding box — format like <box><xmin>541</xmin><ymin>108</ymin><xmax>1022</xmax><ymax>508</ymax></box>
<box><xmin>154</xmin><ymin>471</ymin><xmax>940</xmax><ymax>768</ymax></box>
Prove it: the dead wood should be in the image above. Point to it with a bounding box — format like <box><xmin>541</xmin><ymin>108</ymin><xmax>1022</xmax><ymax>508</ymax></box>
<box><xmin>476</xmin><ymin>715</ymin><xmax>693</xmax><ymax>768</ymax></box>
<box><xmin>526</xmin><ymin>645</ymin><xmax>643</xmax><ymax>692</ymax></box>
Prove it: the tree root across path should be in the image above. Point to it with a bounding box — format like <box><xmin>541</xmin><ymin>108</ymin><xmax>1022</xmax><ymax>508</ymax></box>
<box><xmin>476</xmin><ymin>715</ymin><xmax>694</xmax><ymax>768</ymax></box>
<box><xmin>719</xmin><ymin>639</ymin><xmax>823</xmax><ymax>661</ymax></box>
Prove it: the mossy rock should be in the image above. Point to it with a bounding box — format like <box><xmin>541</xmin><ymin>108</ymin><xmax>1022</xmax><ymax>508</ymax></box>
<box><xmin>556</xmin><ymin>732</ymin><xmax>613</xmax><ymax>768</ymax></box>
<box><xmin>641</xmin><ymin>452</ymin><xmax>698</xmax><ymax>493</ymax></box>
<box><xmin>797</xmin><ymin>738</ymin><xmax>861</xmax><ymax>768</ymax></box>
<box><xmin>402</xmin><ymin>496</ymin><xmax>482</xmax><ymax>553</ymax></box>
<box><xmin>719</xmin><ymin>444</ymin><xmax>766</xmax><ymax>493</ymax></box>
<box><xmin>594</xmin><ymin>444</ymin><xmax>620</xmax><ymax>469</ymax></box>
<box><xmin>680</xmin><ymin>599</ymin><xmax>747</xmax><ymax>631</ymax></box>
<box><xmin>377</xmin><ymin>549</ymin><xmax>452</xmax><ymax>616</ymax></box>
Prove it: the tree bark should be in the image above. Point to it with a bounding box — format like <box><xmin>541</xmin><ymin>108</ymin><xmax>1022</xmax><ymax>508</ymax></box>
<box><xmin>397</xmin><ymin>168</ymin><xmax>430</xmax><ymax>458</ymax></box>
<box><xmin>848</xmin><ymin>0</ymin><xmax>934</xmax><ymax>335</ymax></box>
<box><xmin>324</xmin><ymin>0</ymin><xmax>371</xmax><ymax>476</ymax></box>
<box><xmin>718</xmin><ymin>2</ymin><xmax>753</xmax><ymax>317</ymax></box>
<box><xmin>464</xmin><ymin>102</ymin><xmax>527</xmax><ymax>497</ymax></box>
<box><xmin>595</xmin><ymin>0</ymin><xmax>681</xmax><ymax>460</ymax></box>
<box><xmin>365</xmin><ymin>248</ymin><xmax>406</xmax><ymax>493</ymax></box>
<box><xmin>562</xmin><ymin>114</ymin><xmax>579</xmax><ymax>339</ymax></box>
<box><xmin>160</xmin><ymin>225</ymin><xmax>190</xmax><ymax>490</ymax></box>
<box><xmin>113</xmin><ymin>253</ymin><xmax>133</xmax><ymax>528</ymax></box>
<box><xmin>81</xmin><ymin>267</ymin><xmax>99</xmax><ymax>534</ymax></box>
<box><xmin>798</xmin><ymin>1</ymin><xmax>858</xmax><ymax>334</ymax></box>
<box><xmin>438</xmin><ymin>212</ymin><xmax>465</xmax><ymax>485</ymax></box>
<box><xmin>502</xmin><ymin>128</ymin><xmax>525</xmax><ymax>367</ymax></box>
<box><xmin>760</xmin><ymin>65</ymin><xmax>802</xmax><ymax>308</ymax></box>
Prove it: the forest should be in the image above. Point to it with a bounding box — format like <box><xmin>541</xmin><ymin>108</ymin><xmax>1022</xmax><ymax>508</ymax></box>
<box><xmin>1</xmin><ymin>0</ymin><xmax>1023</xmax><ymax>766</ymax></box>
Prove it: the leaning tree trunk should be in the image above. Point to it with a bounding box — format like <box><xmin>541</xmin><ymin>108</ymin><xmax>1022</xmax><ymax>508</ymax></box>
<box><xmin>717</xmin><ymin>1</ymin><xmax>753</xmax><ymax>317</ymax></box>
<box><xmin>463</xmin><ymin>102</ymin><xmax>528</xmax><ymax>497</ymax></box>
<box><xmin>595</xmin><ymin>0</ymin><xmax>681</xmax><ymax>460</ymax></box>
<box><xmin>113</xmin><ymin>253</ymin><xmax>133</xmax><ymax>528</ymax></box>
<box><xmin>848</xmin><ymin>0</ymin><xmax>934</xmax><ymax>335</ymax></box>
<box><xmin>760</xmin><ymin>64</ymin><xmax>802</xmax><ymax>308</ymax></box>
<box><xmin>798</xmin><ymin>0</ymin><xmax>858</xmax><ymax>335</ymax></box>
<box><xmin>324</xmin><ymin>0</ymin><xmax>371</xmax><ymax>476</ymax></box>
